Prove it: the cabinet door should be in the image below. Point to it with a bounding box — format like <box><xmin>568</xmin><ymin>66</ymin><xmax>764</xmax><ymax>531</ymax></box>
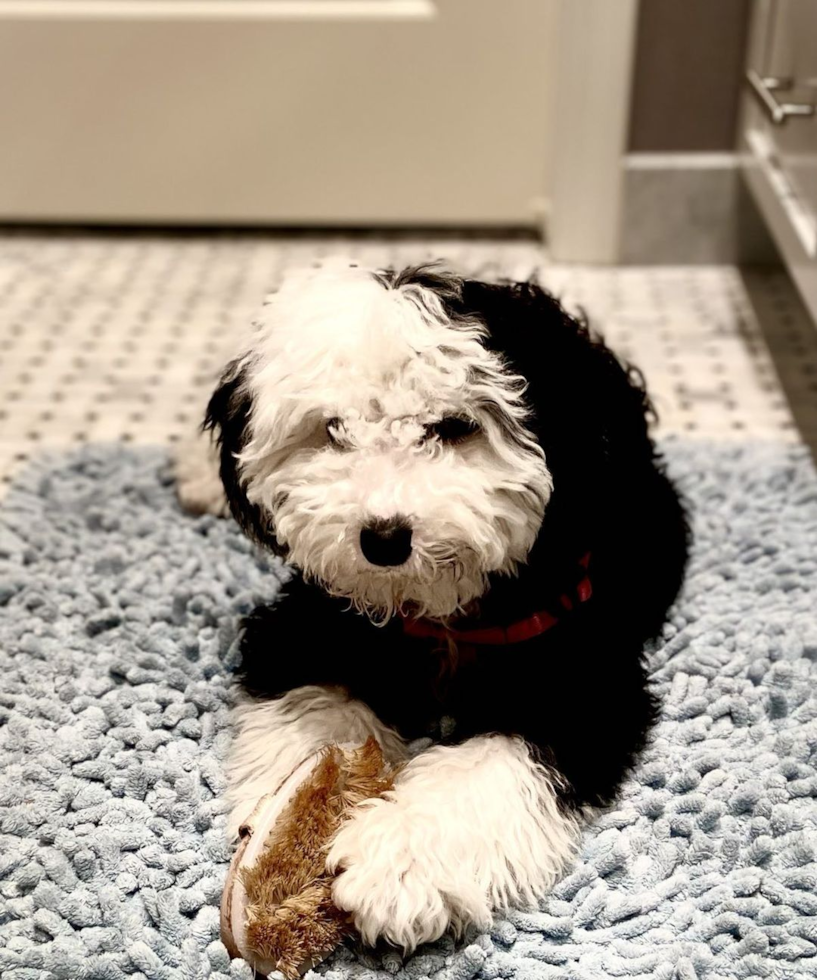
<box><xmin>0</xmin><ymin>0</ymin><xmax>558</xmax><ymax>226</ymax></box>
<box><xmin>764</xmin><ymin>0</ymin><xmax>817</xmax><ymax>226</ymax></box>
<box><xmin>742</xmin><ymin>0</ymin><xmax>817</xmax><ymax>322</ymax></box>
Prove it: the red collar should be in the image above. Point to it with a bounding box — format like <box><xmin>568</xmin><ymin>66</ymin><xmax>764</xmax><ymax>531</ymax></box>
<box><xmin>402</xmin><ymin>553</ymin><xmax>592</xmax><ymax>647</ymax></box>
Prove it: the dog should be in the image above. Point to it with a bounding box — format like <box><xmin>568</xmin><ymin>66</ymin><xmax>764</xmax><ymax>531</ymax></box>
<box><xmin>177</xmin><ymin>260</ymin><xmax>689</xmax><ymax>952</ymax></box>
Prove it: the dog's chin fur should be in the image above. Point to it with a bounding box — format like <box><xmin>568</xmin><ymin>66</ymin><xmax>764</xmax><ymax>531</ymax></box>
<box><xmin>207</xmin><ymin>261</ymin><xmax>551</xmax><ymax>622</ymax></box>
<box><xmin>299</xmin><ymin>560</ymin><xmax>490</xmax><ymax>625</ymax></box>
<box><xmin>278</xmin><ymin>455</ymin><xmax>540</xmax><ymax>621</ymax></box>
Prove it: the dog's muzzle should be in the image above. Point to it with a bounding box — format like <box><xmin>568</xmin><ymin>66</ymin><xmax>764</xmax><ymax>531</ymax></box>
<box><xmin>359</xmin><ymin>517</ymin><xmax>413</xmax><ymax>567</ymax></box>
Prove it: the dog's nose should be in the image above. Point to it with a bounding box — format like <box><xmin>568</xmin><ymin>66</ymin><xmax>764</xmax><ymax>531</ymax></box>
<box><xmin>359</xmin><ymin>518</ymin><xmax>413</xmax><ymax>567</ymax></box>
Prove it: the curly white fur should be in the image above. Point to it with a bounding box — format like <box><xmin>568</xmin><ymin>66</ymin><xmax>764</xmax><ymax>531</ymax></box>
<box><xmin>326</xmin><ymin>735</ymin><xmax>579</xmax><ymax>950</ymax></box>
<box><xmin>230</xmin><ymin>261</ymin><xmax>551</xmax><ymax>621</ymax></box>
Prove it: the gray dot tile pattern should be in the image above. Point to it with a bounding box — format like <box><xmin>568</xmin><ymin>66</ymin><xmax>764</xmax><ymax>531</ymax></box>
<box><xmin>1</xmin><ymin>229</ymin><xmax>815</xmax><ymax>488</ymax></box>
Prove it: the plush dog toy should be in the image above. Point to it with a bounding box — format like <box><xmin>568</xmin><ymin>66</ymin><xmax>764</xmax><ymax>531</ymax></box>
<box><xmin>221</xmin><ymin>739</ymin><xmax>394</xmax><ymax>978</ymax></box>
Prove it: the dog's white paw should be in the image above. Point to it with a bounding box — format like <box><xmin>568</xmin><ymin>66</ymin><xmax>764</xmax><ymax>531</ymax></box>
<box><xmin>176</xmin><ymin>468</ymin><xmax>230</xmax><ymax>517</ymax></box>
<box><xmin>173</xmin><ymin>429</ymin><xmax>229</xmax><ymax>517</ymax></box>
<box><xmin>327</xmin><ymin>798</ymin><xmax>490</xmax><ymax>951</ymax></box>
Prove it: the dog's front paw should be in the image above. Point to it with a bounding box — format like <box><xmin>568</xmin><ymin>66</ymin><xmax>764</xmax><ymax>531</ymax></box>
<box><xmin>326</xmin><ymin>798</ymin><xmax>490</xmax><ymax>951</ymax></box>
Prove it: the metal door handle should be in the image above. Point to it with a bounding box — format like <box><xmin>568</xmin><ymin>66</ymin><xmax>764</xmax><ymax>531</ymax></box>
<box><xmin>746</xmin><ymin>70</ymin><xmax>815</xmax><ymax>124</ymax></box>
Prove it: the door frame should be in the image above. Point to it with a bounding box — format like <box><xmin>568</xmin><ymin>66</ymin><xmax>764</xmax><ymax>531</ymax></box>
<box><xmin>548</xmin><ymin>0</ymin><xmax>640</xmax><ymax>263</ymax></box>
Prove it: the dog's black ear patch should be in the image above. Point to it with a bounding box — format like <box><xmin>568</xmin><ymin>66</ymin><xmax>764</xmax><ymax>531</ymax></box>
<box><xmin>455</xmin><ymin>278</ymin><xmax>689</xmax><ymax>636</ymax></box>
<box><xmin>204</xmin><ymin>362</ymin><xmax>285</xmax><ymax>555</ymax></box>
<box><xmin>453</xmin><ymin>277</ymin><xmax>658</xmax><ymax>467</ymax></box>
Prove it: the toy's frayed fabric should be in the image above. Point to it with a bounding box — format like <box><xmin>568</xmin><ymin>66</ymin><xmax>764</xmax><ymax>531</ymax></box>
<box><xmin>1</xmin><ymin>442</ymin><xmax>816</xmax><ymax>980</ymax></box>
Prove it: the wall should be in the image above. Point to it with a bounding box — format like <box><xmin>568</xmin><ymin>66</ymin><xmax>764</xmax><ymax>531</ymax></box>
<box><xmin>619</xmin><ymin>0</ymin><xmax>776</xmax><ymax>263</ymax></box>
<box><xmin>628</xmin><ymin>0</ymin><xmax>751</xmax><ymax>152</ymax></box>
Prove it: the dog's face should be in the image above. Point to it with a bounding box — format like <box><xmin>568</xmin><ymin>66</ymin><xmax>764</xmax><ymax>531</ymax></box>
<box><xmin>210</xmin><ymin>263</ymin><xmax>552</xmax><ymax>621</ymax></box>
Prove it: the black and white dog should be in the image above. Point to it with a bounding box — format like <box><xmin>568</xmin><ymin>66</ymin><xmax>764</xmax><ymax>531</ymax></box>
<box><xmin>178</xmin><ymin>261</ymin><xmax>688</xmax><ymax>951</ymax></box>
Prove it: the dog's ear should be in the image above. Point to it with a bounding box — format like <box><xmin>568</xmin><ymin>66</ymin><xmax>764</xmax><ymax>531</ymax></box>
<box><xmin>204</xmin><ymin>361</ymin><xmax>285</xmax><ymax>555</ymax></box>
<box><xmin>457</xmin><ymin>278</ymin><xmax>688</xmax><ymax>626</ymax></box>
<box><xmin>455</xmin><ymin>279</ymin><xmax>657</xmax><ymax>492</ymax></box>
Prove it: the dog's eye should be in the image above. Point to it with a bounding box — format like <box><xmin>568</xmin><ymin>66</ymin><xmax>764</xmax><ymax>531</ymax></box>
<box><xmin>425</xmin><ymin>416</ymin><xmax>480</xmax><ymax>445</ymax></box>
<box><xmin>326</xmin><ymin>417</ymin><xmax>345</xmax><ymax>447</ymax></box>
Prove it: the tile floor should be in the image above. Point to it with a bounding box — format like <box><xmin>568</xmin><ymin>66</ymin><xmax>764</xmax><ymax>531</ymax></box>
<box><xmin>1</xmin><ymin>228</ymin><xmax>816</xmax><ymax>489</ymax></box>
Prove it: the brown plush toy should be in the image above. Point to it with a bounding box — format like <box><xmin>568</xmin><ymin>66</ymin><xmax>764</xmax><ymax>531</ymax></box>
<box><xmin>220</xmin><ymin>739</ymin><xmax>395</xmax><ymax>978</ymax></box>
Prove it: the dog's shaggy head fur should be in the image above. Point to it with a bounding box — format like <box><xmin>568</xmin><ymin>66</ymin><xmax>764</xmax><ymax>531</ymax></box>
<box><xmin>207</xmin><ymin>263</ymin><xmax>551</xmax><ymax>621</ymax></box>
<box><xmin>206</xmin><ymin>260</ymin><xmax>683</xmax><ymax>630</ymax></box>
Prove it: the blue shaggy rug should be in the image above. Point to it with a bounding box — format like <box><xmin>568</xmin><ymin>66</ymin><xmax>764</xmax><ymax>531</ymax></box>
<box><xmin>1</xmin><ymin>442</ymin><xmax>816</xmax><ymax>980</ymax></box>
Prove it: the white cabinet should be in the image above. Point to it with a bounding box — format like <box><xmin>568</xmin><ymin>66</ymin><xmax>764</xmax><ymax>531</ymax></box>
<box><xmin>741</xmin><ymin>0</ymin><xmax>817</xmax><ymax>323</ymax></box>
